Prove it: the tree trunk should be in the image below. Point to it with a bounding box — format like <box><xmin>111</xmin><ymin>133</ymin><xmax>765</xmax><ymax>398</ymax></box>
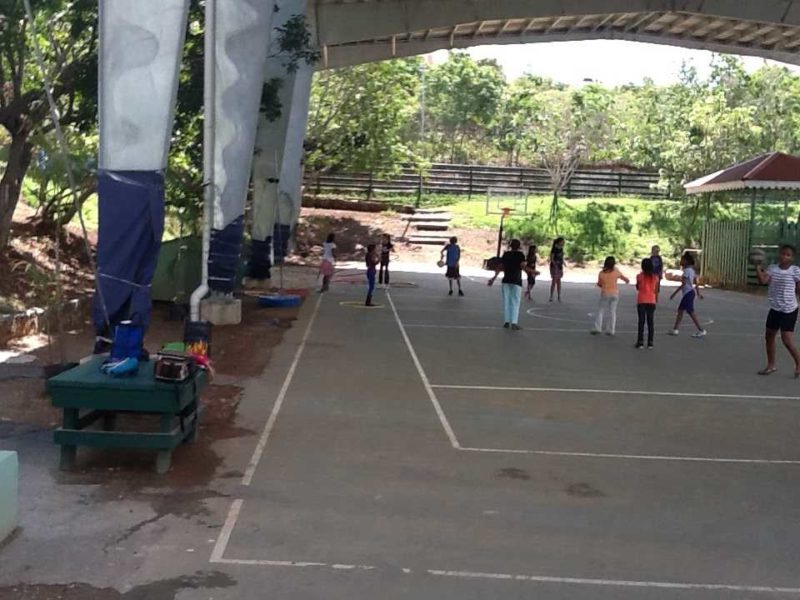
<box><xmin>0</xmin><ymin>129</ymin><xmax>33</xmax><ymax>248</ymax></box>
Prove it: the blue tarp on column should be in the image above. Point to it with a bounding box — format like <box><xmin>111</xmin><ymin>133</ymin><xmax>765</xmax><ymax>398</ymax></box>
<box><xmin>248</xmin><ymin>237</ymin><xmax>272</xmax><ymax>279</ymax></box>
<box><xmin>93</xmin><ymin>170</ymin><xmax>164</xmax><ymax>337</ymax></box>
<box><xmin>272</xmin><ymin>223</ymin><xmax>291</xmax><ymax>265</ymax></box>
<box><xmin>208</xmin><ymin>216</ymin><xmax>245</xmax><ymax>293</ymax></box>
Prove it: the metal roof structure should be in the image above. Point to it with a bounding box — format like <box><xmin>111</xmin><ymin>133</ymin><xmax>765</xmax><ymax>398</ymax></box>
<box><xmin>312</xmin><ymin>1</ymin><xmax>800</xmax><ymax>68</ymax></box>
<box><xmin>685</xmin><ymin>152</ymin><xmax>800</xmax><ymax>195</ymax></box>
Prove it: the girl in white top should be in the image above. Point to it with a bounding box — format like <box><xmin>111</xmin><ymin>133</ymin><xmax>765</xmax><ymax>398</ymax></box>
<box><xmin>755</xmin><ymin>244</ymin><xmax>800</xmax><ymax>376</ymax></box>
<box><xmin>319</xmin><ymin>233</ymin><xmax>336</xmax><ymax>292</ymax></box>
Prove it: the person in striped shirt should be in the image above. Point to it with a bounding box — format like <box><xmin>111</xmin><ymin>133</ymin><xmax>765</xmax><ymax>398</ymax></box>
<box><xmin>755</xmin><ymin>244</ymin><xmax>800</xmax><ymax>377</ymax></box>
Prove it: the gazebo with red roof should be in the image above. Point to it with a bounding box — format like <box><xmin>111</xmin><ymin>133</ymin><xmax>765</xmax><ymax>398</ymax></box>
<box><xmin>685</xmin><ymin>152</ymin><xmax>800</xmax><ymax>195</ymax></box>
<box><xmin>683</xmin><ymin>153</ymin><xmax>800</xmax><ymax>289</ymax></box>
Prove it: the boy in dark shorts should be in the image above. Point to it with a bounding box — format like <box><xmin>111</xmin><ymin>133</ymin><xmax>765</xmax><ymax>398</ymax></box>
<box><xmin>755</xmin><ymin>244</ymin><xmax>800</xmax><ymax>376</ymax></box>
<box><xmin>440</xmin><ymin>237</ymin><xmax>464</xmax><ymax>296</ymax></box>
<box><xmin>379</xmin><ymin>234</ymin><xmax>394</xmax><ymax>287</ymax></box>
<box><xmin>650</xmin><ymin>245</ymin><xmax>664</xmax><ymax>302</ymax></box>
<box><xmin>365</xmin><ymin>244</ymin><xmax>379</xmax><ymax>307</ymax></box>
<box><xmin>524</xmin><ymin>244</ymin><xmax>539</xmax><ymax>301</ymax></box>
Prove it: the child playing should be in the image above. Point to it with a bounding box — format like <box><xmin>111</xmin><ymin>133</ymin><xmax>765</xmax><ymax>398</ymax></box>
<box><xmin>755</xmin><ymin>244</ymin><xmax>800</xmax><ymax>376</ymax></box>
<box><xmin>488</xmin><ymin>239</ymin><xmax>531</xmax><ymax>330</ymax></box>
<box><xmin>319</xmin><ymin>232</ymin><xmax>336</xmax><ymax>293</ymax></box>
<box><xmin>524</xmin><ymin>244</ymin><xmax>539</xmax><ymax>301</ymax></box>
<box><xmin>365</xmin><ymin>244</ymin><xmax>379</xmax><ymax>307</ymax></box>
<box><xmin>379</xmin><ymin>233</ymin><xmax>394</xmax><ymax>287</ymax></box>
<box><xmin>592</xmin><ymin>256</ymin><xmax>630</xmax><ymax>336</ymax></box>
<box><xmin>668</xmin><ymin>252</ymin><xmax>706</xmax><ymax>338</ymax></box>
<box><xmin>650</xmin><ymin>245</ymin><xmax>664</xmax><ymax>302</ymax></box>
<box><xmin>549</xmin><ymin>237</ymin><xmax>565</xmax><ymax>302</ymax></box>
<box><xmin>636</xmin><ymin>258</ymin><xmax>659</xmax><ymax>349</ymax></box>
<box><xmin>440</xmin><ymin>236</ymin><xmax>464</xmax><ymax>297</ymax></box>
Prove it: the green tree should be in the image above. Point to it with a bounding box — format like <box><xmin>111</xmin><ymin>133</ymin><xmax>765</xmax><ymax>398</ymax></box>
<box><xmin>533</xmin><ymin>88</ymin><xmax>610</xmax><ymax>229</ymax></box>
<box><xmin>424</xmin><ymin>52</ymin><xmax>505</xmax><ymax>163</ymax></box>
<box><xmin>494</xmin><ymin>75</ymin><xmax>563</xmax><ymax>166</ymax></box>
<box><xmin>0</xmin><ymin>0</ymin><xmax>98</xmax><ymax>247</ymax></box>
<box><xmin>305</xmin><ymin>58</ymin><xmax>421</xmax><ymax>180</ymax></box>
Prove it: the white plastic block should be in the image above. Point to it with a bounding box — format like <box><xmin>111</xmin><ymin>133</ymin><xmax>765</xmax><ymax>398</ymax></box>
<box><xmin>200</xmin><ymin>297</ymin><xmax>242</xmax><ymax>326</ymax></box>
<box><xmin>0</xmin><ymin>451</ymin><xmax>18</xmax><ymax>543</ymax></box>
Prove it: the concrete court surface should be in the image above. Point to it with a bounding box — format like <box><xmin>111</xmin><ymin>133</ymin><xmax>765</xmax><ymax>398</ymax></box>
<box><xmin>205</xmin><ymin>272</ymin><xmax>800</xmax><ymax>599</ymax></box>
<box><xmin>3</xmin><ymin>270</ymin><xmax>800</xmax><ymax>599</ymax></box>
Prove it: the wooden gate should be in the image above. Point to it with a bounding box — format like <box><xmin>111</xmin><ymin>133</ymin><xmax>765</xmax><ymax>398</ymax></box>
<box><xmin>701</xmin><ymin>220</ymin><xmax>749</xmax><ymax>288</ymax></box>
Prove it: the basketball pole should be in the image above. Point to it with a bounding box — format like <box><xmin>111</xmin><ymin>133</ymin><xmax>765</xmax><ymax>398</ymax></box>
<box><xmin>496</xmin><ymin>207</ymin><xmax>512</xmax><ymax>256</ymax></box>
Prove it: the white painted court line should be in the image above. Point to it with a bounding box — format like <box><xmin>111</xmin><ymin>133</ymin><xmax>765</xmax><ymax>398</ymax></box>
<box><xmin>212</xmin><ymin>551</ymin><xmax>800</xmax><ymax>594</ymax></box>
<box><xmin>458</xmin><ymin>445</ymin><xmax>800</xmax><ymax>465</ymax></box>
<box><xmin>210</xmin><ymin>498</ymin><xmax>243</xmax><ymax>563</ymax></box>
<box><xmin>528</xmin><ymin>307</ymin><xmax>716</xmax><ymax>328</ymax></box>
<box><xmin>212</xmin><ymin>295</ymin><xmax>323</xmax><ymax>564</ymax></box>
<box><xmin>431</xmin><ymin>384</ymin><xmax>800</xmax><ymax>402</ymax></box>
<box><xmin>387</xmin><ymin>291</ymin><xmax>461</xmax><ymax>449</ymax></box>
<box><xmin>241</xmin><ymin>293</ymin><xmax>323</xmax><ymax>486</ymax></box>
<box><xmin>405</xmin><ymin>323</ymin><xmax>761</xmax><ymax>336</ymax></box>
<box><xmin>213</xmin><ymin>557</ymin><xmax>375</xmax><ymax>570</ymax></box>
<box><xmin>426</xmin><ymin>569</ymin><xmax>800</xmax><ymax>594</ymax></box>
<box><xmin>433</xmin><ymin>384</ymin><xmax>800</xmax><ymax>465</ymax></box>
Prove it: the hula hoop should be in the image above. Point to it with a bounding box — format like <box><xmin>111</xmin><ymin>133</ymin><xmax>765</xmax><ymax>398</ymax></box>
<box><xmin>339</xmin><ymin>301</ymin><xmax>385</xmax><ymax>309</ymax></box>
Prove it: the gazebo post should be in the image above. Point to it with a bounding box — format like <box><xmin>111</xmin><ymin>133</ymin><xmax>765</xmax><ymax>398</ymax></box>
<box><xmin>749</xmin><ymin>189</ymin><xmax>756</xmax><ymax>252</ymax></box>
<box><xmin>783</xmin><ymin>193</ymin><xmax>789</xmax><ymax>239</ymax></box>
<box><xmin>701</xmin><ymin>193</ymin><xmax>713</xmax><ymax>281</ymax></box>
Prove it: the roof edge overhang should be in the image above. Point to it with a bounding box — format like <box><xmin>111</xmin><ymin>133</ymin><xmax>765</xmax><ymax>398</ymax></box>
<box><xmin>685</xmin><ymin>180</ymin><xmax>800</xmax><ymax>195</ymax></box>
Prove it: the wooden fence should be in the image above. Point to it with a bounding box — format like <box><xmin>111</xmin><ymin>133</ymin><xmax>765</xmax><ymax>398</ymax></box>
<box><xmin>702</xmin><ymin>219</ymin><xmax>800</xmax><ymax>287</ymax></box>
<box><xmin>701</xmin><ymin>220</ymin><xmax>749</xmax><ymax>289</ymax></box>
<box><xmin>305</xmin><ymin>163</ymin><xmax>667</xmax><ymax>200</ymax></box>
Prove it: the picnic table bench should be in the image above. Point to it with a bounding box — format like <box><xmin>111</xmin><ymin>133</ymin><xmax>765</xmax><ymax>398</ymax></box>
<box><xmin>47</xmin><ymin>356</ymin><xmax>207</xmax><ymax>474</ymax></box>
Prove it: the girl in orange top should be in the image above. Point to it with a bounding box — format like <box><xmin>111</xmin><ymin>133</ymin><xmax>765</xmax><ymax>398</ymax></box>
<box><xmin>636</xmin><ymin>258</ymin><xmax>659</xmax><ymax>349</ymax></box>
<box><xmin>592</xmin><ymin>256</ymin><xmax>630</xmax><ymax>336</ymax></box>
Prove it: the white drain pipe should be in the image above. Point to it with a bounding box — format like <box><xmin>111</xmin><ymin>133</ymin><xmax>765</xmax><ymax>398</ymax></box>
<box><xmin>190</xmin><ymin>0</ymin><xmax>216</xmax><ymax>321</ymax></box>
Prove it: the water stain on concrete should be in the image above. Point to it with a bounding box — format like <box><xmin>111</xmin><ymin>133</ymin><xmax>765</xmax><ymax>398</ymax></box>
<box><xmin>497</xmin><ymin>467</ymin><xmax>530</xmax><ymax>480</ymax></box>
<box><xmin>0</xmin><ymin>571</ymin><xmax>236</xmax><ymax>600</ymax></box>
<box><xmin>565</xmin><ymin>482</ymin><xmax>606</xmax><ymax>498</ymax></box>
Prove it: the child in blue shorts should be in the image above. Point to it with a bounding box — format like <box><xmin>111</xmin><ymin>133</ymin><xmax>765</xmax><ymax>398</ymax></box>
<box><xmin>668</xmin><ymin>252</ymin><xmax>706</xmax><ymax>338</ymax></box>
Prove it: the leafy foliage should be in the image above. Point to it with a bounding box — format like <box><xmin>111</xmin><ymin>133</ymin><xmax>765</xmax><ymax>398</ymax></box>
<box><xmin>0</xmin><ymin>0</ymin><xmax>98</xmax><ymax>246</ymax></box>
<box><xmin>305</xmin><ymin>58</ymin><xmax>422</xmax><ymax>178</ymax></box>
<box><xmin>423</xmin><ymin>52</ymin><xmax>506</xmax><ymax>163</ymax></box>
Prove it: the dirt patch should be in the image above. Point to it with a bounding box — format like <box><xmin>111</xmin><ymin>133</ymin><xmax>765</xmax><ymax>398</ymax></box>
<box><xmin>497</xmin><ymin>467</ymin><xmax>530</xmax><ymax>481</ymax></box>
<box><xmin>290</xmin><ymin>207</ymin><xmax>664</xmax><ymax>281</ymax></box>
<box><xmin>0</xmin><ymin>571</ymin><xmax>236</xmax><ymax>600</ymax></box>
<box><xmin>0</xmin><ymin>378</ymin><xmax>59</xmax><ymax>433</ymax></box>
<box><xmin>210</xmin><ymin>295</ymin><xmax>299</xmax><ymax>378</ymax></box>
<box><xmin>53</xmin><ymin>381</ymin><xmax>250</xmax><ymax>495</ymax></box>
<box><xmin>2</xmin><ymin>295</ymin><xmax>300</xmax><ymax>490</ymax></box>
<box><xmin>565</xmin><ymin>482</ymin><xmax>606</xmax><ymax>498</ymax></box>
<box><xmin>302</xmin><ymin>194</ymin><xmax>415</xmax><ymax>214</ymax></box>
<box><xmin>1</xmin><ymin>203</ymin><xmax>94</xmax><ymax>315</ymax></box>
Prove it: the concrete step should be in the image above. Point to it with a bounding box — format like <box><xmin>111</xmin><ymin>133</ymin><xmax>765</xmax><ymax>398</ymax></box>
<box><xmin>414</xmin><ymin>221</ymin><xmax>449</xmax><ymax>231</ymax></box>
<box><xmin>408</xmin><ymin>234</ymin><xmax>451</xmax><ymax>245</ymax></box>
<box><xmin>401</xmin><ymin>213</ymin><xmax>452</xmax><ymax>222</ymax></box>
<box><xmin>415</xmin><ymin>207</ymin><xmax>451</xmax><ymax>214</ymax></box>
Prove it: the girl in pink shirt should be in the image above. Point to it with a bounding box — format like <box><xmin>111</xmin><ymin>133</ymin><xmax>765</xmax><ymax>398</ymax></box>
<box><xmin>592</xmin><ymin>256</ymin><xmax>630</xmax><ymax>336</ymax></box>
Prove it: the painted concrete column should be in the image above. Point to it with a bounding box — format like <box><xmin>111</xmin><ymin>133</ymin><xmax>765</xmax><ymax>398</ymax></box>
<box><xmin>273</xmin><ymin>64</ymin><xmax>313</xmax><ymax>265</ymax></box>
<box><xmin>93</xmin><ymin>0</ymin><xmax>189</xmax><ymax>341</ymax></box>
<box><xmin>248</xmin><ymin>0</ymin><xmax>309</xmax><ymax>281</ymax></box>
<box><xmin>248</xmin><ymin>66</ymin><xmax>297</xmax><ymax>280</ymax></box>
<box><xmin>207</xmin><ymin>0</ymin><xmax>274</xmax><ymax>294</ymax></box>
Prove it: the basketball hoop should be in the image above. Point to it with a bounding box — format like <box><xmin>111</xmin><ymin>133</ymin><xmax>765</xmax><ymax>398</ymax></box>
<box><xmin>501</xmin><ymin>207</ymin><xmax>514</xmax><ymax>217</ymax></box>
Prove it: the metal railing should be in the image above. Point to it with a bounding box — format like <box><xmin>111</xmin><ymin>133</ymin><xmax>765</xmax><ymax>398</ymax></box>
<box><xmin>304</xmin><ymin>163</ymin><xmax>668</xmax><ymax>201</ymax></box>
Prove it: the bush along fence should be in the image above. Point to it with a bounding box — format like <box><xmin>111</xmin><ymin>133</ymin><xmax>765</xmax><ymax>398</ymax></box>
<box><xmin>304</xmin><ymin>163</ymin><xmax>668</xmax><ymax>201</ymax></box>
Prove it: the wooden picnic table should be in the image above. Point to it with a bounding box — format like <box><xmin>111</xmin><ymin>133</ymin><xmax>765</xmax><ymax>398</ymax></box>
<box><xmin>47</xmin><ymin>356</ymin><xmax>207</xmax><ymax>474</ymax></box>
